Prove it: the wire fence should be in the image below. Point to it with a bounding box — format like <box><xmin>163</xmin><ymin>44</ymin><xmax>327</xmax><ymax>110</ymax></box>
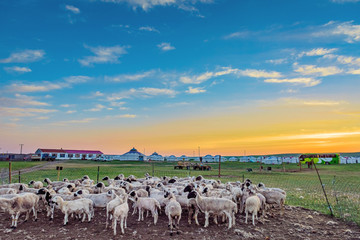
<box><xmin>0</xmin><ymin>161</ymin><xmax>359</xmax><ymax>226</ymax></box>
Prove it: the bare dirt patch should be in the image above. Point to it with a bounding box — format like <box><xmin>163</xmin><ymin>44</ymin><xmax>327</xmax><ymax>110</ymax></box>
<box><xmin>1</xmin><ymin>205</ymin><xmax>359</xmax><ymax>240</ymax></box>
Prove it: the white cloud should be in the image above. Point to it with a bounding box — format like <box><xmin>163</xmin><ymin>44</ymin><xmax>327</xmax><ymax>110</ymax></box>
<box><xmin>93</xmin><ymin>91</ymin><xmax>104</xmax><ymax>97</ymax></box>
<box><xmin>139</xmin><ymin>26</ymin><xmax>159</xmax><ymax>33</ymax></box>
<box><xmin>293</xmin><ymin>64</ymin><xmax>343</xmax><ymax>76</ymax></box>
<box><xmin>280</xmin><ymin>98</ymin><xmax>346</xmax><ymax>106</ymax></box>
<box><xmin>66</xmin><ymin>110</ymin><xmax>77</xmax><ymax>114</ymax></box>
<box><xmin>64</xmin><ymin>75</ymin><xmax>92</xmax><ymax>83</ymax></box>
<box><xmin>238</xmin><ymin>69</ymin><xmax>283</xmax><ymax>78</ymax></box>
<box><xmin>51</xmin><ymin>118</ymin><xmax>97</xmax><ymax>126</ymax></box>
<box><xmin>298</xmin><ymin>48</ymin><xmax>337</xmax><ymax>57</ymax></box>
<box><xmin>105</xmin><ymin>70</ymin><xmax>155</xmax><ymax>82</ymax></box>
<box><xmin>8</xmin><ymin>82</ymin><xmax>64</xmax><ymax>92</ymax></box>
<box><xmin>266</xmin><ymin>58</ymin><xmax>288</xmax><ymax>65</ymax></box>
<box><xmin>113</xmin><ymin>114</ymin><xmax>136</xmax><ymax>118</ymax></box>
<box><xmin>60</xmin><ymin>104</ymin><xmax>71</xmax><ymax>108</ymax></box>
<box><xmin>186</xmin><ymin>86</ymin><xmax>206</xmax><ymax>94</ymax></box>
<box><xmin>86</xmin><ymin>104</ymin><xmax>107</xmax><ymax>112</ymax></box>
<box><xmin>4</xmin><ymin>66</ymin><xmax>32</xmax><ymax>73</ymax></box>
<box><xmin>264</xmin><ymin>78</ymin><xmax>321</xmax><ymax>87</ymax></box>
<box><xmin>314</xmin><ymin>21</ymin><xmax>360</xmax><ymax>43</ymax></box>
<box><xmin>65</xmin><ymin>5</ymin><xmax>80</xmax><ymax>14</ymax></box>
<box><xmin>157</xmin><ymin>42</ymin><xmax>175</xmax><ymax>51</ymax></box>
<box><xmin>224</xmin><ymin>31</ymin><xmax>250</xmax><ymax>39</ymax></box>
<box><xmin>348</xmin><ymin>68</ymin><xmax>360</xmax><ymax>74</ymax></box>
<box><xmin>0</xmin><ymin>107</ymin><xmax>57</xmax><ymax>117</ymax></box>
<box><xmin>0</xmin><ymin>94</ymin><xmax>50</xmax><ymax>107</ymax></box>
<box><xmin>0</xmin><ymin>49</ymin><xmax>45</xmax><ymax>63</ymax></box>
<box><xmin>107</xmin><ymin>87</ymin><xmax>176</xmax><ymax>101</ymax></box>
<box><xmin>100</xmin><ymin>0</ymin><xmax>213</xmax><ymax>12</ymax></box>
<box><xmin>79</xmin><ymin>45</ymin><xmax>129</xmax><ymax>66</ymax></box>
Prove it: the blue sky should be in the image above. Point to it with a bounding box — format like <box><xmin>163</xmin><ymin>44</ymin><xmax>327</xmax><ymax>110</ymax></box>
<box><xmin>1</xmin><ymin>0</ymin><xmax>360</xmax><ymax>155</ymax></box>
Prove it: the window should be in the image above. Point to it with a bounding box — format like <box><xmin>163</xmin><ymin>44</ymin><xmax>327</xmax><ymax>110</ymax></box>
<box><xmin>60</xmin><ymin>154</ymin><xmax>65</xmax><ymax>158</ymax></box>
<box><xmin>68</xmin><ymin>154</ymin><xmax>73</xmax><ymax>158</ymax></box>
<box><xmin>75</xmin><ymin>154</ymin><xmax>80</xmax><ymax>158</ymax></box>
<box><xmin>88</xmin><ymin>154</ymin><xmax>93</xmax><ymax>157</ymax></box>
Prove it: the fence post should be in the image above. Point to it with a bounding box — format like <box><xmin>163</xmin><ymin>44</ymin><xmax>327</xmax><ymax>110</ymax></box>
<box><xmin>18</xmin><ymin>170</ymin><xmax>21</xmax><ymax>183</ymax></box>
<box><xmin>9</xmin><ymin>161</ymin><xmax>12</xmax><ymax>184</ymax></box>
<box><xmin>152</xmin><ymin>162</ymin><xmax>155</xmax><ymax>177</ymax></box>
<box><xmin>97</xmin><ymin>166</ymin><xmax>100</xmax><ymax>184</ymax></box>
<box><xmin>313</xmin><ymin>160</ymin><xmax>334</xmax><ymax>216</ymax></box>
<box><xmin>218</xmin><ymin>155</ymin><xmax>221</xmax><ymax>178</ymax></box>
<box><xmin>332</xmin><ymin>175</ymin><xmax>341</xmax><ymax>217</ymax></box>
<box><xmin>242</xmin><ymin>174</ymin><xmax>244</xmax><ymax>182</ymax></box>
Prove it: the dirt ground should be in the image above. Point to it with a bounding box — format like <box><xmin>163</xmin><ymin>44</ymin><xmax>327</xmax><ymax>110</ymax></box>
<box><xmin>1</xmin><ymin>205</ymin><xmax>359</xmax><ymax>240</ymax></box>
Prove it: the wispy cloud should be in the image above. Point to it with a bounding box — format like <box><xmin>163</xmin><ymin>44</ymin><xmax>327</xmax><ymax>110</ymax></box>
<box><xmin>264</xmin><ymin>77</ymin><xmax>321</xmax><ymax>87</ymax></box>
<box><xmin>64</xmin><ymin>75</ymin><xmax>92</xmax><ymax>83</ymax></box>
<box><xmin>139</xmin><ymin>26</ymin><xmax>159</xmax><ymax>33</ymax></box>
<box><xmin>107</xmin><ymin>87</ymin><xmax>176</xmax><ymax>101</ymax></box>
<box><xmin>266</xmin><ymin>58</ymin><xmax>288</xmax><ymax>65</ymax></box>
<box><xmin>223</xmin><ymin>31</ymin><xmax>251</xmax><ymax>39</ymax></box>
<box><xmin>105</xmin><ymin>70</ymin><xmax>155</xmax><ymax>82</ymax></box>
<box><xmin>314</xmin><ymin>21</ymin><xmax>360</xmax><ymax>43</ymax></box>
<box><xmin>157</xmin><ymin>42</ymin><xmax>175</xmax><ymax>51</ymax></box>
<box><xmin>293</xmin><ymin>64</ymin><xmax>343</xmax><ymax>76</ymax></box>
<box><xmin>0</xmin><ymin>94</ymin><xmax>50</xmax><ymax>107</ymax></box>
<box><xmin>4</xmin><ymin>66</ymin><xmax>32</xmax><ymax>74</ymax></box>
<box><xmin>8</xmin><ymin>82</ymin><xmax>64</xmax><ymax>92</ymax></box>
<box><xmin>0</xmin><ymin>107</ymin><xmax>57</xmax><ymax>117</ymax></box>
<box><xmin>268</xmin><ymin>131</ymin><xmax>360</xmax><ymax>141</ymax></box>
<box><xmin>51</xmin><ymin>118</ymin><xmax>97</xmax><ymax>126</ymax></box>
<box><xmin>185</xmin><ymin>86</ymin><xmax>206</xmax><ymax>94</ymax></box>
<box><xmin>113</xmin><ymin>114</ymin><xmax>136</xmax><ymax>118</ymax></box>
<box><xmin>79</xmin><ymin>45</ymin><xmax>129</xmax><ymax>66</ymax></box>
<box><xmin>86</xmin><ymin>104</ymin><xmax>108</xmax><ymax>112</ymax></box>
<box><xmin>0</xmin><ymin>49</ymin><xmax>45</xmax><ymax>63</ymax></box>
<box><xmin>65</xmin><ymin>5</ymin><xmax>80</xmax><ymax>14</ymax></box>
<box><xmin>239</xmin><ymin>69</ymin><xmax>283</xmax><ymax>78</ymax></box>
<box><xmin>298</xmin><ymin>48</ymin><xmax>337</xmax><ymax>57</ymax></box>
<box><xmin>280</xmin><ymin>98</ymin><xmax>346</xmax><ymax>106</ymax></box>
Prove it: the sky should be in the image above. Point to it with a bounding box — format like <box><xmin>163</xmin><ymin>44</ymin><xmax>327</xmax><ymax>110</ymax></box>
<box><xmin>1</xmin><ymin>0</ymin><xmax>360</xmax><ymax>156</ymax></box>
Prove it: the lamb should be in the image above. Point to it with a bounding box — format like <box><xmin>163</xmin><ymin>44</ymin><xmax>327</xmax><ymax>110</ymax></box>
<box><xmin>245</xmin><ymin>194</ymin><xmax>261</xmax><ymax>226</ymax></box>
<box><xmin>164</xmin><ymin>191</ymin><xmax>182</xmax><ymax>235</ymax></box>
<box><xmin>51</xmin><ymin>196</ymin><xmax>94</xmax><ymax>225</ymax></box>
<box><xmin>131</xmin><ymin>195</ymin><xmax>161</xmax><ymax>225</ymax></box>
<box><xmin>0</xmin><ymin>193</ymin><xmax>39</xmax><ymax>228</ymax></box>
<box><xmin>29</xmin><ymin>181</ymin><xmax>44</xmax><ymax>189</ymax></box>
<box><xmin>105</xmin><ymin>194</ymin><xmax>125</xmax><ymax>229</ymax></box>
<box><xmin>112</xmin><ymin>194</ymin><xmax>129</xmax><ymax>235</ymax></box>
<box><xmin>187</xmin><ymin>190</ymin><xmax>237</xmax><ymax>229</ymax></box>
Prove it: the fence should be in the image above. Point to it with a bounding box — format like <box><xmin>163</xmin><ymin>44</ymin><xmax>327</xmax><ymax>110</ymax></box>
<box><xmin>0</xmin><ymin>160</ymin><xmax>359</xmax><ymax>226</ymax></box>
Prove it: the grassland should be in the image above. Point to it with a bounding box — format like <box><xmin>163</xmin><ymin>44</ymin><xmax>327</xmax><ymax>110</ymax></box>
<box><xmin>1</xmin><ymin>160</ymin><xmax>359</xmax><ymax>225</ymax></box>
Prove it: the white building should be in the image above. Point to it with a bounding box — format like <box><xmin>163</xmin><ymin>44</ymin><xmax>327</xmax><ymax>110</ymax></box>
<box><xmin>177</xmin><ymin>155</ymin><xmax>188</xmax><ymax>161</ymax></box>
<box><xmin>203</xmin><ymin>155</ymin><xmax>214</xmax><ymax>162</ymax></box>
<box><xmin>119</xmin><ymin>147</ymin><xmax>147</xmax><ymax>161</ymax></box>
<box><xmin>228</xmin><ymin>156</ymin><xmax>238</xmax><ymax>161</ymax></box>
<box><xmin>166</xmin><ymin>155</ymin><xmax>177</xmax><ymax>161</ymax></box>
<box><xmin>35</xmin><ymin>148</ymin><xmax>103</xmax><ymax>160</ymax></box>
<box><xmin>148</xmin><ymin>152</ymin><xmax>164</xmax><ymax>161</ymax></box>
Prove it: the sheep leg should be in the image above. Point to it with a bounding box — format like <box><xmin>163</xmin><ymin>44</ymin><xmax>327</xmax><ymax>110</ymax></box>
<box><xmin>32</xmin><ymin>207</ymin><xmax>38</xmax><ymax>221</ymax></box>
<box><xmin>113</xmin><ymin>218</ymin><xmax>117</xmax><ymax>236</ymax></box>
<box><xmin>154</xmin><ymin>212</ymin><xmax>158</xmax><ymax>225</ymax></box>
<box><xmin>252</xmin><ymin>212</ymin><xmax>256</xmax><ymax>226</ymax></box>
<box><xmin>214</xmin><ymin>215</ymin><xmax>218</xmax><ymax>225</ymax></box>
<box><xmin>81</xmin><ymin>212</ymin><xmax>86</xmax><ymax>222</ymax></box>
<box><xmin>245</xmin><ymin>211</ymin><xmax>248</xmax><ymax>224</ymax></box>
<box><xmin>204</xmin><ymin>212</ymin><xmax>209</xmax><ymax>227</ymax></box>
<box><xmin>224</xmin><ymin>212</ymin><xmax>232</xmax><ymax>229</ymax></box>
<box><xmin>194</xmin><ymin>209</ymin><xmax>199</xmax><ymax>225</ymax></box>
<box><xmin>64</xmin><ymin>213</ymin><xmax>68</xmax><ymax>225</ymax></box>
<box><xmin>14</xmin><ymin>212</ymin><xmax>20</xmax><ymax>228</ymax></box>
<box><xmin>25</xmin><ymin>211</ymin><xmax>30</xmax><ymax>222</ymax></box>
<box><xmin>124</xmin><ymin>214</ymin><xmax>127</xmax><ymax>229</ymax></box>
<box><xmin>177</xmin><ymin>214</ymin><xmax>181</xmax><ymax>226</ymax></box>
<box><xmin>11</xmin><ymin>214</ymin><xmax>15</xmax><ymax>228</ymax></box>
<box><xmin>120</xmin><ymin>217</ymin><xmax>124</xmax><ymax>234</ymax></box>
<box><xmin>188</xmin><ymin>208</ymin><xmax>192</xmax><ymax>224</ymax></box>
<box><xmin>138</xmin><ymin>208</ymin><xmax>141</xmax><ymax>221</ymax></box>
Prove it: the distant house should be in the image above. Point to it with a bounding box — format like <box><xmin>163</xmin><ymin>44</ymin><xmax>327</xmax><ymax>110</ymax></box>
<box><xmin>228</xmin><ymin>156</ymin><xmax>238</xmax><ymax>161</ymax></box>
<box><xmin>203</xmin><ymin>155</ymin><xmax>214</xmax><ymax>162</ymax></box>
<box><xmin>167</xmin><ymin>155</ymin><xmax>177</xmax><ymax>161</ymax></box>
<box><xmin>35</xmin><ymin>148</ymin><xmax>103</xmax><ymax>160</ymax></box>
<box><xmin>148</xmin><ymin>152</ymin><xmax>164</xmax><ymax>161</ymax></box>
<box><xmin>177</xmin><ymin>155</ymin><xmax>188</xmax><ymax>161</ymax></box>
<box><xmin>119</xmin><ymin>147</ymin><xmax>147</xmax><ymax>161</ymax></box>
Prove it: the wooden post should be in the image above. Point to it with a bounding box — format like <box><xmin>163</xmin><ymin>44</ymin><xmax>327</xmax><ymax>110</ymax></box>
<box><xmin>97</xmin><ymin>166</ymin><xmax>100</xmax><ymax>184</ymax></box>
<box><xmin>57</xmin><ymin>168</ymin><xmax>60</xmax><ymax>181</ymax></box>
<box><xmin>9</xmin><ymin>161</ymin><xmax>12</xmax><ymax>184</ymax></box>
<box><xmin>18</xmin><ymin>170</ymin><xmax>21</xmax><ymax>183</ymax></box>
<box><xmin>218</xmin><ymin>155</ymin><xmax>221</xmax><ymax>178</ymax></box>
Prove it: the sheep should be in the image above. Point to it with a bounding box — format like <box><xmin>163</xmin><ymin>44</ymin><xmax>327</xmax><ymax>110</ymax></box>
<box><xmin>131</xmin><ymin>195</ymin><xmax>161</xmax><ymax>225</ymax></box>
<box><xmin>257</xmin><ymin>189</ymin><xmax>286</xmax><ymax>216</ymax></box>
<box><xmin>164</xmin><ymin>191</ymin><xmax>182</xmax><ymax>235</ymax></box>
<box><xmin>29</xmin><ymin>180</ymin><xmax>43</xmax><ymax>189</ymax></box>
<box><xmin>257</xmin><ymin>182</ymin><xmax>286</xmax><ymax>196</ymax></box>
<box><xmin>43</xmin><ymin>178</ymin><xmax>65</xmax><ymax>188</ymax></box>
<box><xmin>0</xmin><ymin>193</ymin><xmax>39</xmax><ymax>228</ymax></box>
<box><xmin>187</xmin><ymin>197</ymin><xmax>200</xmax><ymax>225</ymax></box>
<box><xmin>51</xmin><ymin>196</ymin><xmax>94</xmax><ymax>225</ymax></box>
<box><xmin>0</xmin><ymin>188</ymin><xmax>17</xmax><ymax>195</ymax></box>
<box><xmin>95</xmin><ymin>182</ymin><xmax>126</xmax><ymax>196</ymax></box>
<box><xmin>112</xmin><ymin>194</ymin><xmax>129</xmax><ymax>235</ymax></box>
<box><xmin>75</xmin><ymin>190</ymin><xmax>116</xmax><ymax>208</ymax></box>
<box><xmin>187</xmin><ymin>190</ymin><xmax>237</xmax><ymax>229</ymax></box>
<box><xmin>105</xmin><ymin>194</ymin><xmax>125</xmax><ymax>229</ymax></box>
<box><xmin>0</xmin><ymin>183</ymin><xmax>27</xmax><ymax>189</ymax></box>
<box><xmin>245</xmin><ymin>194</ymin><xmax>261</xmax><ymax>226</ymax></box>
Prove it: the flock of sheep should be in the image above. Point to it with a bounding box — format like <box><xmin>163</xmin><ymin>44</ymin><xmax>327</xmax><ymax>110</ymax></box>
<box><xmin>0</xmin><ymin>173</ymin><xmax>286</xmax><ymax>236</ymax></box>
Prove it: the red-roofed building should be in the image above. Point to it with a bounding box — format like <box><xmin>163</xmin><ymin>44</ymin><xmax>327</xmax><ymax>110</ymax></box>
<box><xmin>35</xmin><ymin>148</ymin><xmax>103</xmax><ymax>160</ymax></box>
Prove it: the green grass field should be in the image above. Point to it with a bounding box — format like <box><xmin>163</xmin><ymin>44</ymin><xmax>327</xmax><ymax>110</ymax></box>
<box><xmin>1</xmin><ymin>160</ymin><xmax>359</xmax><ymax>225</ymax></box>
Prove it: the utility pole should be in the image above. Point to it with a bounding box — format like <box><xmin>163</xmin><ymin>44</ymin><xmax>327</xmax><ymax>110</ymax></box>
<box><xmin>19</xmin><ymin>144</ymin><xmax>24</xmax><ymax>154</ymax></box>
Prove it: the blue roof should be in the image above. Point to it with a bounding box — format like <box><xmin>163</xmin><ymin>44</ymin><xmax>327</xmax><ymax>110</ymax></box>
<box><xmin>124</xmin><ymin>147</ymin><xmax>143</xmax><ymax>155</ymax></box>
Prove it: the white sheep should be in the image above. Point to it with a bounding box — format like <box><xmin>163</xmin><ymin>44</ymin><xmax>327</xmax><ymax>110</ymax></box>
<box><xmin>29</xmin><ymin>181</ymin><xmax>44</xmax><ymax>189</ymax></box>
<box><xmin>164</xmin><ymin>191</ymin><xmax>182</xmax><ymax>235</ymax></box>
<box><xmin>0</xmin><ymin>188</ymin><xmax>17</xmax><ymax>195</ymax></box>
<box><xmin>51</xmin><ymin>196</ymin><xmax>94</xmax><ymax>225</ymax></box>
<box><xmin>112</xmin><ymin>194</ymin><xmax>129</xmax><ymax>235</ymax></box>
<box><xmin>75</xmin><ymin>190</ymin><xmax>116</xmax><ymax>208</ymax></box>
<box><xmin>105</xmin><ymin>194</ymin><xmax>125</xmax><ymax>229</ymax></box>
<box><xmin>245</xmin><ymin>194</ymin><xmax>261</xmax><ymax>226</ymax></box>
<box><xmin>131</xmin><ymin>195</ymin><xmax>161</xmax><ymax>225</ymax></box>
